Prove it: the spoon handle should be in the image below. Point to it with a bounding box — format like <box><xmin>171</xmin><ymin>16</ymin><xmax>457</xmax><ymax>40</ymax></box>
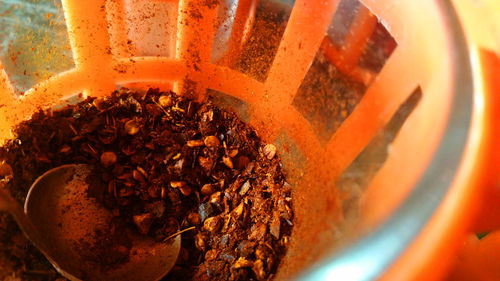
<box><xmin>0</xmin><ymin>186</ymin><xmax>53</xmax><ymax>259</ymax></box>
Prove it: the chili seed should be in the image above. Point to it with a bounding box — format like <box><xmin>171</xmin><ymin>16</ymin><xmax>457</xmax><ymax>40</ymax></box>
<box><xmin>201</xmin><ymin>184</ymin><xmax>216</xmax><ymax>196</ymax></box>
<box><xmin>0</xmin><ymin>163</ymin><xmax>13</xmax><ymax>178</ymax></box>
<box><xmin>195</xmin><ymin>233</ymin><xmax>206</xmax><ymax>251</ymax></box>
<box><xmin>59</xmin><ymin>144</ymin><xmax>71</xmax><ymax>154</ymax></box>
<box><xmin>228</xmin><ymin>149</ymin><xmax>239</xmax><ymax>158</ymax></box>
<box><xmin>187</xmin><ymin>139</ymin><xmax>204</xmax><ymax>147</ymax></box>
<box><xmin>133</xmin><ymin>169</ymin><xmax>146</xmax><ymax>182</ymax></box>
<box><xmin>170</xmin><ymin>181</ymin><xmax>187</xmax><ymax>188</ymax></box>
<box><xmin>209</xmin><ymin>191</ymin><xmax>221</xmax><ymax>204</ymax></box>
<box><xmin>239</xmin><ymin>180</ymin><xmax>251</xmax><ymax>196</ymax></box>
<box><xmin>136</xmin><ymin>166</ymin><xmax>147</xmax><ymax>177</ymax></box>
<box><xmin>233</xmin><ymin>201</ymin><xmax>245</xmax><ymax>218</ymax></box>
<box><xmin>222</xmin><ymin>156</ymin><xmax>233</xmax><ymax>169</ymax></box>
<box><xmin>205</xmin><ymin>249</ymin><xmax>218</xmax><ymax>261</ymax></box>
<box><xmin>263</xmin><ymin>144</ymin><xmax>277</xmax><ymax>160</ymax></box>
<box><xmin>124</xmin><ymin>120</ymin><xmax>140</xmax><ymax>136</ymax></box>
<box><xmin>158</xmin><ymin>95</ymin><xmax>172</xmax><ymax>107</ymax></box>
<box><xmin>252</xmin><ymin>259</ymin><xmax>266</xmax><ymax>280</ymax></box>
<box><xmin>203</xmin><ymin>216</ymin><xmax>221</xmax><ymax>233</ymax></box>
<box><xmin>187</xmin><ymin>212</ymin><xmax>201</xmax><ymax>225</ymax></box>
<box><xmin>249</xmin><ymin>223</ymin><xmax>267</xmax><ymax>241</ymax></box>
<box><xmin>198</xmin><ymin>156</ymin><xmax>213</xmax><ymax>171</ymax></box>
<box><xmin>269</xmin><ymin>215</ymin><xmax>281</xmax><ymax>240</ymax></box>
<box><xmin>179</xmin><ymin>185</ymin><xmax>192</xmax><ymax>196</ymax></box>
<box><xmin>204</xmin><ymin>136</ymin><xmax>220</xmax><ymax>148</ymax></box>
<box><xmin>100</xmin><ymin>151</ymin><xmax>117</xmax><ymax>167</ymax></box>
<box><xmin>161</xmin><ymin>187</ymin><xmax>167</xmax><ymax>200</ymax></box>
<box><xmin>132</xmin><ymin>213</ymin><xmax>154</xmax><ymax>235</ymax></box>
<box><xmin>233</xmin><ymin>257</ymin><xmax>253</xmax><ymax>269</ymax></box>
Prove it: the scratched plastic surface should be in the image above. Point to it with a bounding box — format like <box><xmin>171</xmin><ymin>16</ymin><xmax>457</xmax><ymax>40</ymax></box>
<box><xmin>0</xmin><ymin>0</ymin><xmax>73</xmax><ymax>94</ymax></box>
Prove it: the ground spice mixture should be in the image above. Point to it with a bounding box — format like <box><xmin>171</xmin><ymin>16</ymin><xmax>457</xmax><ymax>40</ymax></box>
<box><xmin>0</xmin><ymin>88</ymin><xmax>293</xmax><ymax>280</ymax></box>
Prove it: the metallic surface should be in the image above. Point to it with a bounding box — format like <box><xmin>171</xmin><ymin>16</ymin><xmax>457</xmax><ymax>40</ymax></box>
<box><xmin>25</xmin><ymin>164</ymin><xmax>181</xmax><ymax>281</ymax></box>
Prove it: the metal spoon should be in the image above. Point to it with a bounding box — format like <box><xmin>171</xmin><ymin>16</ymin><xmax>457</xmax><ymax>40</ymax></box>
<box><xmin>0</xmin><ymin>164</ymin><xmax>180</xmax><ymax>281</ymax></box>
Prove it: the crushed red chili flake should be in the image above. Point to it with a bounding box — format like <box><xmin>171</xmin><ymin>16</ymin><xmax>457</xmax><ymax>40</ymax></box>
<box><xmin>0</xmin><ymin>88</ymin><xmax>293</xmax><ymax>280</ymax></box>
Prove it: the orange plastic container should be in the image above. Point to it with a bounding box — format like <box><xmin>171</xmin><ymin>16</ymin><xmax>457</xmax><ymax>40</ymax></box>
<box><xmin>0</xmin><ymin>0</ymin><xmax>498</xmax><ymax>280</ymax></box>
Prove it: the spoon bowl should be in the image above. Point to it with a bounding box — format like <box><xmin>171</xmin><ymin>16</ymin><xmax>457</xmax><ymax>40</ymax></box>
<box><xmin>21</xmin><ymin>164</ymin><xmax>181</xmax><ymax>281</ymax></box>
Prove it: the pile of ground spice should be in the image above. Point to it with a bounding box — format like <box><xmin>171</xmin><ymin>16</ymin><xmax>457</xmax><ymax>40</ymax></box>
<box><xmin>0</xmin><ymin>88</ymin><xmax>293</xmax><ymax>280</ymax></box>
